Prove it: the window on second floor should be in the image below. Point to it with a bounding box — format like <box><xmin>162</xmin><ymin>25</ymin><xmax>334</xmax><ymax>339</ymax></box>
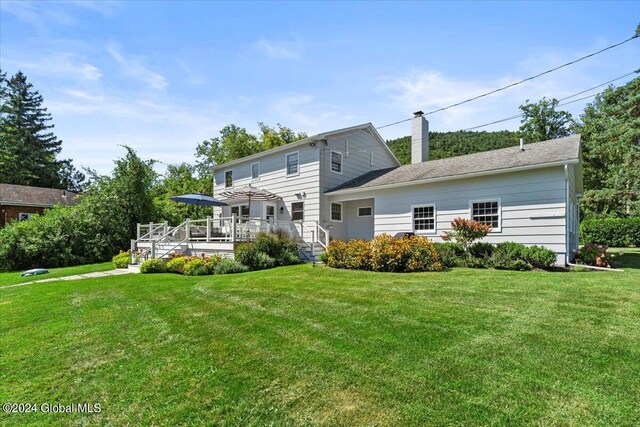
<box><xmin>330</xmin><ymin>150</ymin><xmax>343</xmax><ymax>174</ymax></box>
<box><xmin>251</xmin><ymin>162</ymin><xmax>260</xmax><ymax>180</ymax></box>
<box><xmin>225</xmin><ymin>170</ymin><xmax>233</xmax><ymax>188</ymax></box>
<box><xmin>286</xmin><ymin>152</ymin><xmax>299</xmax><ymax>176</ymax></box>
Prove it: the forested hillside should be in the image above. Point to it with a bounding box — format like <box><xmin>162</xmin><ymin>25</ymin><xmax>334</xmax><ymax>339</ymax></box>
<box><xmin>386</xmin><ymin>131</ymin><xmax>518</xmax><ymax>165</ymax></box>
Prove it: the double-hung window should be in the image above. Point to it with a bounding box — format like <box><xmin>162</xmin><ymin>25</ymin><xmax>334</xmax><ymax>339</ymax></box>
<box><xmin>251</xmin><ymin>162</ymin><xmax>260</xmax><ymax>180</ymax></box>
<box><xmin>470</xmin><ymin>199</ymin><xmax>500</xmax><ymax>230</ymax></box>
<box><xmin>291</xmin><ymin>202</ymin><xmax>304</xmax><ymax>221</ymax></box>
<box><xmin>330</xmin><ymin>150</ymin><xmax>342</xmax><ymax>174</ymax></box>
<box><xmin>286</xmin><ymin>152</ymin><xmax>299</xmax><ymax>176</ymax></box>
<box><xmin>412</xmin><ymin>205</ymin><xmax>436</xmax><ymax>233</ymax></box>
<box><xmin>330</xmin><ymin>202</ymin><xmax>342</xmax><ymax>222</ymax></box>
<box><xmin>224</xmin><ymin>170</ymin><xmax>233</xmax><ymax>188</ymax></box>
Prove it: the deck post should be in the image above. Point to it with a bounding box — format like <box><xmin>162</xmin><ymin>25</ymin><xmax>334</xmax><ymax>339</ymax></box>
<box><xmin>149</xmin><ymin>222</ymin><xmax>153</xmax><ymax>238</ymax></box>
<box><xmin>136</xmin><ymin>223</ymin><xmax>141</xmax><ymax>240</ymax></box>
<box><xmin>185</xmin><ymin>218</ymin><xmax>190</xmax><ymax>240</ymax></box>
<box><xmin>163</xmin><ymin>221</ymin><xmax>168</xmax><ymax>235</ymax></box>
<box><xmin>206</xmin><ymin>217</ymin><xmax>211</xmax><ymax>242</ymax></box>
<box><xmin>151</xmin><ymin>240</ymin><xmax>156</xmax><ymax>259</ymax></box>
<box><xmin>310</xmin><ymin>231</ymin><xmax>315</xmax><ymax>257</ymax></box>
<box><xmin>130</xmin><ymin>239</ymin><xmax>135</xmax><ymax>264</ymax></box>
<box><xmin>231</xmin><ymin>214</ymin><xmax>237</xmax><ymax>242</ymax></box>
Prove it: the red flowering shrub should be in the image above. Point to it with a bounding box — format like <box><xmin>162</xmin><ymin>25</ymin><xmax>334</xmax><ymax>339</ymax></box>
<box><xmin>576</xmin><ymin>243</ymin><xmax>612</xmax><ymax>267</ymax></box>
<box><xmin>441</xmin><ymin>218</ymin><xmax>491</xmax><ymax>250</ymax></box>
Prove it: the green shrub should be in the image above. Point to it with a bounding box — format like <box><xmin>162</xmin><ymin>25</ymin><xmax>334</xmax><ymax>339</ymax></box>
<box><xmin>468</xmin><ymin>242</ymin><xmax>494</xmax><ymax>259</ymax></box>
<box><xmin>183</xmin><ymin>258</ymin><xmax>209</xmax><ymax>276</ymax></box>
<box><xmin>580</xmin><ymin>218</ymin><xmax>640</xmax><ymax>247</ymax></box>
<box><xmin>458</xmin><ymin>255</ymin><xmax>490</xmax><ymax>269</ymax></box>
<box><xmin>112</xmin><ymin>251</ymin><xmax>130</xmax><ymax>268</ymax></box>
<box><xmin>214</xmin><ymin>259</ymin><xmax>250</xmax><ymax>274</ymax></box>
<box><xmin>575</xmin><ymin>243</ymin><xmax>612</xmax><ymax>267</ymax></box>
<box><xmin>204</xmin><ymin>255</ymin><xmax>223</xmax><ymax>274</ymax></box>
<box><xmin>319</xmin><ymin>251</ymin><xmax>328</xmax><ymax>264</ymax></box>
<box><xmin>254</xmin><ymin>232</ymin><xmax>299</xmax><ymax>265</ymax></box>
<box><xmin>140</xmin><ymin>258</ymin><xmax>167</xmax><ymax>273</ymax></box>
<box><xmin>491</xmin><ymin>242</ymin><xmax>532</xmax><ymax>270</ymax></box>
<box><xmin>524</xmin><ymin>245</ymin><xmax>557</xmax><ymax>269</ymax></box>
<box><xmin>434</xmin><ymin>242</ymin><xmax>464</xmax><ymax>268</ymax></box>
<box><xmin>166</xmin><ymin>256</ymin><xmax>188</xmax><ymax>274</ymax></box>
<box><xmin>281</xmin><ymin>249</ymin><xmax>302</xmax><ymax>266</ymax></box>
<box><xmin>234</xmin><ymin>243</ymin><xmax>258</xmax><ymax>268</ymax></box>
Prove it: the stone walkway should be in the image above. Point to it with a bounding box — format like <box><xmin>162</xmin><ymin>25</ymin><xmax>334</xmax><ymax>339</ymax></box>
<box><xmin>1</xmin><ymin>269</ymin><xmax>135</xmax><ymax>289</ymax></box>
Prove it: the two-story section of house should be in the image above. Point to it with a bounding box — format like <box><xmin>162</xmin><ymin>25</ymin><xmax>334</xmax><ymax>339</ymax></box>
<box><xmin>211</xmin><ymin>123</ymin><xmax>401</xmax><ymax>239</ymax></box>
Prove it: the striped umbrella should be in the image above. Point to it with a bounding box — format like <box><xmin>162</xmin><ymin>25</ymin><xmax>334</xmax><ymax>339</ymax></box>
<box><xmin>220</xmin><ymin>184</ymin><xmax>280</xmax><ymax>217</ymax></box>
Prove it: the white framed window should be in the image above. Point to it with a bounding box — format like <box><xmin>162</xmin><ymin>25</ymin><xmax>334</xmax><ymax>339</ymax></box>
<box><xmin>330</xmin><ymin>150</ymin><xmax>343</xmax><ymax>174</ymax></box>
<box><xmin>330</xmin><ymin>202</ymin><xmax>342</xmax><ymax>222</ymax></box>
<box><xmin>470</xmin><ymin>199</ymin><xmax>501</xmax><ymax>231</ymax></box>
<box><xmin>251</xmin><ymin>162</ymin><xmax>260</xmax><ymax>180</ymax></box>
<box><xmin>286</xmin><ymin>152</ymin><xmax>299</xmax><ymax>176</ymax></box>
<box><xmin>412</xmin><ymin>204</ymin><xmax>436</xmax><ymax>234</ymax></box>
<box><xmin>291</xmin><ymin>202</ymin><xmax>304</xmax><ymax>221</ymax></box>
<box><xmin>231</xmin><ymin>205</ymin><xmax>250</xmax><ymax>218</ymax></box>
<box><xmin>18</xmin><ymin>213</ymin><xmax>33</xmax><ymax>222</ymax></box>
<box><xmin>224</xmin><ymin>170</ymin><xmax>233</xmax><ymax>188</ymax></box>
<box><xmin>358</xmin><ymin>206</ymin><xmax>373</xmax><ymax>217</ymax></box>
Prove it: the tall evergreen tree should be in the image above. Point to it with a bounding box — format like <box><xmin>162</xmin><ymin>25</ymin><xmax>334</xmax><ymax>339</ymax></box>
<box><xmin>0</xmin><ymin>70</ymin><xmax>82</xmax><ymax>189</ymax></box>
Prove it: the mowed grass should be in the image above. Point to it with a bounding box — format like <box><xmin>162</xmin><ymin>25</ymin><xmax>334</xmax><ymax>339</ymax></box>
<box><xmin>0</xmin><ymin>262</ymin><xmax>114</xmax><ymax>287</ymax></box>
<box><xmin>1</xmin><ymin>259</ymin><xmax>639</xmax><ymax>426</ymax></box>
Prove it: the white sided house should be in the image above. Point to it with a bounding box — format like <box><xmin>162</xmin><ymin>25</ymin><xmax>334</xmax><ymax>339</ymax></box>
<box><xmin>132</xmin><ymin>113</ymin><xmax>582</xmax><ymax>265</ymax></box>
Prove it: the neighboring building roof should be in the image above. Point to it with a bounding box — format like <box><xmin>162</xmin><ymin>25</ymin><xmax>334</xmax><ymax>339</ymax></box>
<box><xmin>0</xmin><ymin>184</ymin><xmax>78</xmax><ymax>207</ymax></box>
<box><xmin>326</xmin><ymin>135</ymin><xmax>581</xmax><ymax>194</ymax></box>
<box><xmin>211</xmin><ymin>123</ymin><xmax>401</xmax><ymax>171</ymax></box>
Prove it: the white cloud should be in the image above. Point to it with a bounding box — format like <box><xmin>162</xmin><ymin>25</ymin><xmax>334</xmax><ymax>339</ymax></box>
<box><xmin>253</xmin><ymin>36</ymin><xmax>302</xmax><ymax>59</ymax></box>
<box><xmin>107</xmin><ymin>45</ymin><xmax>168</xmax><ymax>90</ymax></box>
<box><xmin>2</xmin><ymin>51</ymin><xmax>102</xmax><ymax>82</ymax></box>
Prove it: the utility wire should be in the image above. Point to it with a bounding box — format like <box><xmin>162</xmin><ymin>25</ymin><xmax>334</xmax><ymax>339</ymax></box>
<box><xmin>376</xmin><ymin>35</ymin><xmax>639</xmax><ymax>130</ymax></box>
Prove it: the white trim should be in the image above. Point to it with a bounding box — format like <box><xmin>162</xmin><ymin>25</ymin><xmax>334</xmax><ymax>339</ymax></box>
<box><xmin>357</xmin><ymin>206</ymin><xmax>373</xmax><ymax>217</ymax></box>
<box><xmin>469</xmin><ymin>198</ymin><xmax>502</xmax><ymax>233</ymax></box>
<box><xmin>224</xmin><ymin>169</ymin><xmax>233</xmax><ymax>188</ymax></box>
<box><xmin>345</xmin><ymin>140</ymin><xmax>349</xmax><ymax>157</ymax></box>
<box><xmin>330</xmin><ymin>150</ymin><xmax>343</xmax><ymax>175</ymax></box>
<box><xmin>285</xmin><ymin>151</ymin><xmax>300</xmax><ymax>177</ymax></box>
<box><xmin>411</xmin><ymin>204</ymin><xmax>437</xmax><ymax>235</ymax></box>
<box><xmin>326</xmin><ymin>160</ymin><xmax>579</xmax><ymax>196</ymax></box>
<box><xmin>263</xmin><ymin>202</ymin><xmax>276</xmax><ymax>220</ymax></box>
<box><xmin>330</xmin><ymin>202</ymin><xmax>343</xmax><ymax>222</ymax></box>
<box><xmin>251</xmin><ymin>162</ymin><xmax>260</xmax><ymax>181</ymax></box>
<box><xmin>291</xmin><ymin>201</ymin><xmax>304</xmax><ymax>221</ymax></box>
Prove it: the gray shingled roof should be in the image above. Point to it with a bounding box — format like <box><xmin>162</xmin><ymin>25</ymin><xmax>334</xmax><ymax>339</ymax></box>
<box><xmin>0</xmin><ymin>184</ymin><xmax>78</xmax><ymax>207</ymax></box>
<box><xmin>326</xmin><ymin>135</ymin><xmax>580</xmax><ymax>193</ymax></box>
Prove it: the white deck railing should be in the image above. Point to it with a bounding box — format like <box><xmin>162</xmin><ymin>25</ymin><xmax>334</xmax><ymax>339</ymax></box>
<box><xmin>131</xmin><ymin>216</ymin><xmax>330</xmax><ymax>263</ymax></box>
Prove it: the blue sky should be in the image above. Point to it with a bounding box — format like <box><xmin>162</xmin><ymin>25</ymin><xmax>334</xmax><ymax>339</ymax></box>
<box><xmin>1</xmin><ymin>1</ymin><xmax>638</xmax><ymax>175</ymax></box>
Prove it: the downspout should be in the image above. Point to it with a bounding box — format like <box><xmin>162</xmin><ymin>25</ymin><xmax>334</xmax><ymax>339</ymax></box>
<box><xmin>564</xmin><ymin>165</ymin><xmax>570</xmax><ymax>266</ymax></box>
<box><xmin>319</xmin><ymin>139</ymin><xmax>328</xmax><ymax>225</ymax></box>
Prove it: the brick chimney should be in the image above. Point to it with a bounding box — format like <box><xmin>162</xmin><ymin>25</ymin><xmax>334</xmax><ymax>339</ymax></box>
<box><xmin>411</xmin><ymin>111</ymin><xmax>429</xmax><ymax>164</ymax></box>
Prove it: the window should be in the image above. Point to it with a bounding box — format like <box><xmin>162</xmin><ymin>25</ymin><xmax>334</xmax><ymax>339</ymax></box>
<box><xmin>330</xmin><ymin>202</ymin><xmax>342</xmax><ymax>222</ymax></box>
<box><xmin>18</xmin><ymin>213</ymin><xmax>33</xmax><ymax>222</ymax></box>
<box><xmin>225</xmin><ymin>170</ymin><xmax>233</xmax><ymax>188</ymax></box>
<box><xmin>251</xmin><ymin>162</ymin><xmax>260</xmax><ymax>180</ymax></box>
<box><xmin>358</xmin><ymin>206</ymin><xmax>373</xmax><ymax>217</ymax></box>
<box><xmin>286</xmin><ymin>152</ymin><xmax>299</xmax><ymax>176</ymax></box>
<box><xmin>291</xmin><ymin>202</ymin><xmax>304</xmax><ymax>221</ymax></box>
<box><xmin>231</xmin><ymin>205</ymin><xmax>250</xmax><ymax>217</ymax></box>
<box><xmin>471</xmin><ymin>200</ymin><xmax>500</xmax><ymax>230</ymax></box>
<box><xmin>412</xmin><ymin>205</ymin><xmax>435</xmax><ymax>233</ymax></box>
<box><xmin>330</xmin><ymin>150</ymin><xmax>342</xmax><ymax>174</ymax></box>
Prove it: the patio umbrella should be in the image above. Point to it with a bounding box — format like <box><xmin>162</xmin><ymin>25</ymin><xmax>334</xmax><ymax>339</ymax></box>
<box><xmin>220</xmin><ymin>184</ymin><xmax>280</xmax><ymax>217</ymax></box>
<box><xmin>169</xmin><ymin>193</ymin><xmax>229</xmax><ymax>207</ymax></box>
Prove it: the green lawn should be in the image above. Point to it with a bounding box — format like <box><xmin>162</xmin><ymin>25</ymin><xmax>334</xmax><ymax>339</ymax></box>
<box><xmin>1</xmin><ymin>259</ymin><xmax>639</xmax><ymax>426</ymax></box>
<box><xmin>0</xmin><ymin>262</ymin><xmax>114</xmax><ymax>287</ymax></box>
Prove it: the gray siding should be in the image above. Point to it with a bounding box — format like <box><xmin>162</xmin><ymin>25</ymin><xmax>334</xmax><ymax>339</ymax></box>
<box><xmin>328</xmin><ymin>198</ymin><xmax>375</xmax><ymax>241</ymax></box>
<box><xmin>328</xmin><ymin>167</ymin><xmax>569</xmax><ymax>264</ymax></box>
<box><xmin>213</xmin><ymin>144</ymin><xmax>321</xmax><ymax>223</ymax></box>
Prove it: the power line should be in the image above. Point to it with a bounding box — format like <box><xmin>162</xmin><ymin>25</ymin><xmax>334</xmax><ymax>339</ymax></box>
<box><xmin>461</xmin><ymin>68</ymin><xmax>638</xmax><ymax>131</ymax></box>
<box><xmin>376</xmin><ymin>34</ymin><xmax>639</xmax><ymax>130</ymax></box>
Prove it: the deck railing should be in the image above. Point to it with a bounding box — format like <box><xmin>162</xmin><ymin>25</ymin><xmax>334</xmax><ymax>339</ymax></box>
<box><xmin>131</xmin><ymin>216</ymin><xmax>329</xmax><ymax>263</ymax></box>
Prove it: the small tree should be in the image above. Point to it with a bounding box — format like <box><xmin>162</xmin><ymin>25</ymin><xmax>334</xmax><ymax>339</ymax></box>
<box><xmin>441</xmin><ymin>218</ymin><xmax>491</xmax><ymax>250</ymax></box>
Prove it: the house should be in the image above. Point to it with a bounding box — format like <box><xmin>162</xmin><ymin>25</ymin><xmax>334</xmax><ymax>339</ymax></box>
<box><xmin>0</xmin><ymin>183</ymin><xmax>78</xmax><ymax>228</ymax></box>
<box><xmin>133</xmin><ymin>112</ymin><xmax>582</xmax><ymax>265</ymax></box>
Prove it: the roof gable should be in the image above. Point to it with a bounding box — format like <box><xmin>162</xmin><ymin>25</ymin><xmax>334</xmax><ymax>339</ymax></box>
<box><xmin>327</xmin><ymin>135</ymin><xmax>581</xmax><ymax>193</ymax></box>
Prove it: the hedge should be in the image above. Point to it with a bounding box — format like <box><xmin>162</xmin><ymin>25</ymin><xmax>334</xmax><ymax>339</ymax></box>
<box><xmin>580</xmin><ymin>218</ymin><xmax>640</xmax><ymax>247</ymax></box>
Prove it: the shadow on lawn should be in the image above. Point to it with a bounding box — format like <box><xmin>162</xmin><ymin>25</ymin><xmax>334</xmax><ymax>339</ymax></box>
<box><xmin>610</xmin><ymin>249</ymin><xmax>640</xmax><ymax>270</ymax></box>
